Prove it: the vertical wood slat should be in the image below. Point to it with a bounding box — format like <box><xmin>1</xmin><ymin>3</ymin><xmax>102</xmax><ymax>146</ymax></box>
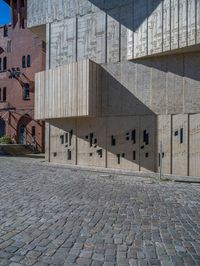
<box><xmin>34</xmin><ymin>59</ymin><xmax>98</xmax><ymax>120</ymax></box>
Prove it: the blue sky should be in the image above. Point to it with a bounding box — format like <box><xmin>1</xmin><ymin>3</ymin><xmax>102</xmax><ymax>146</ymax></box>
<box><xmin>0</xmin><ymin>0</ymin><xmax>11</xmax><ymax>26</ymax></box>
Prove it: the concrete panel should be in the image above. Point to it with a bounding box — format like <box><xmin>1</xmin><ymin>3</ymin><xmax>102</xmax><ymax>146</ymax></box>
<box><xmin>158</xmin><ymin>115</ymin><xmax>171</xmax><ymax>174</ymax></box>
<box><xmin>107</xmin><ymin>7</ymin><xmax>120</xmax><ymax>63</ymax></box>
<box><xmin>171</xmin><ymin>0</ymin><xmax>179</xmax><ymax>49</ymax></box>
<box><xmin>133</xmin><ymin>0</ymin><xmax>148</xmax><ymax>58</ymax></box>
<box><xmin>49</xmin><ymin>118</ymin><xmax>77</xmax><ymax>165</ymax></box>
<box><xmin>172</xmin><ymin>114</ymin><xmax>188</xmax><ymax>176</ymax></box>
<box><xmin>77</xmin><ymin>11</ymin><xmax>106</xmax><ymax>64</ymax></box>
<box><xmin>189</xmin><ymin>114</ymin><xmax>200</xmax><ymax>176</ymax></box>
<box><xmin>148</xmin><ymin>1</ymin><xmax>163</xmax><ymax>55</ymax></box>
<box><xmin>150</xmin><ymin>59</ymin><xmax>167</xmax><ymax>114</ymax></box>
<box><xmin>45</xmin><ymin>122</ymin><xmax>50</xmax><ymax>162</ymax></box>
<box><xmin>166</xmin><ymin>55</ymin><xmax>184</xmax><ymax>114</ymax></box>
<box><xmin>28</xmin><ymin>0</ymin><xmax>200</xmax><ymax>62</ymax></box>
<box><xmin>187</xmin><ymin>0</ymin><xmax>196</xmax><ymax>46</ymax></box>
<box><xmin>136</xmin><ymin>62</ymin><xmax>151</xmax><ymax>108</ymax></box>
<box><xmin>120</xmin><ymin>4</ymin><xmax>133</xmax><ymax>61</ymax></box>
<box><xmin>140</xmin><ymin>116</ymin><xmax>157</xmax><ymax>172</ymax></box>
<box><xmin>51</xmin><ymin>18</ymin><xmax>77</xmax><ymax>67</ymax></box>
<box><xmin>179</xmin><ymin>0</ymin><xmax>187</xmax><ymax>48</ymax></box>
<box><xmin>163</xmin><ymin>0</ymin><xmax>171</xmax><ymax>51</ymax></box>
<box><xmin>107</xmin><ymin>116</ymin><xmax>140</xmax><ymax>171</ymax></box>
<box><xmin>197</xmin><ymin>0</ymin><xmax>200</xmax><ymax>43</ymax></box>
<box><xmin>77</xmin><ymin>117</ymin><xmax>106</xmax><ymax>167</ymax></box>
<box><xmin>184</xmin><ymin>52</ymin><xmax>200</xmax><ymax>113</ymax></box>
<box><xmin>105</xmin><ymin>63</ymin><xmax>122</xmax><ymax>115</ymax></box>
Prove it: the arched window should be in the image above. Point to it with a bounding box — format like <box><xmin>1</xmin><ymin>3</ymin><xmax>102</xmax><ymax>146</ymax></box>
<box><xmin>3</xmin><ymin>87</ymin><xmax>6</xmax><ymax>102</ymax></box>
<box><xmin>22</xmin><ymin>55</ymin><xmax>26</xmax><ymax>68</ymax></box>
<box><xmin>3</xmin><ymin>57</ymin><xmax>7</xmax><ymax>71</ymax></box>
<box><xmin>0</xmin><ymin>88</ymin><xmax>1</xmax><ymax>101</ymax></box>
<box><xmin>27</xmin><ymin>55</ymin><xmax>31</xmax><ymax>67</ymax></box>
<box><xmin>0</xmin><ymin>58</ymin><xmax>2</xmax><ymax>72</ymax></box>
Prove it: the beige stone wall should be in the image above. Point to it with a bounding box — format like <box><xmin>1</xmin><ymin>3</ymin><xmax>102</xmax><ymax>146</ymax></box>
<box><xmin>158</xmin><ymin>114</ymin><xmax>200</xmax><ymax>177</ymax></box>
<box><xmin>189</xmin><ymin>114</ymin><xmax>200</xmax><ymax>176</ymax></box>
<box><xmin>48</xmin><ymin>115</ymin><xmax>157</xmax><ymax>173</ymax></box>
<box><xmin>47</xmin><ymin>113</ymin><xmax>200</xmax><ymax>177</ymax></box>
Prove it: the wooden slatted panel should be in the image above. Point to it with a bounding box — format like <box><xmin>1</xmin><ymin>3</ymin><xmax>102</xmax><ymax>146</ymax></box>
<box><xmin>34</xmin><ymin>60</ymin><xmax>99</xmax><ymax>120</ymax></box>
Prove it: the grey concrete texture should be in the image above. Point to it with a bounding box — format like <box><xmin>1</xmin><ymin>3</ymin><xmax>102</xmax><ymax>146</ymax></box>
<box><xmin>27</xmin><ymin>0</ymin><xmax>200</xmax><ymax>61</ymax></box>
<box><xmin>0</xmin><ymin>156</ymin><xmax>200</xmax><ymax>265</ymax></box>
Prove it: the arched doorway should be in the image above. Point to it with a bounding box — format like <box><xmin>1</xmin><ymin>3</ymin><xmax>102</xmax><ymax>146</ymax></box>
<box><xmin>17</xmin><ymin>114</ymin><xmax>32</xmax><ymax>145</ymax></box>
<box><xmin>0</xmin><ymin>119</ymin><xmax>5</xmax><ymax>137</ymax></box>
<box><xmin>19</xmin><ymin>124</ymin><xmax>26</xmax><ymax>144</ymax></box>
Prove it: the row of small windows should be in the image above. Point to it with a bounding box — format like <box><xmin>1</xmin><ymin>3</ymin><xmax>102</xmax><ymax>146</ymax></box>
<box><xmin>0</xmin><ymin>55</ymin><xmax>31</xmax><ymax>72</ymax></box>
<box><xmin>0</xmin><ymin>87</ymin><xmax>6</xmax><ymax>102</ymax></box>
<box><xmin>0</xmin><ymin>57</ymin><xmax>7</xmax><ymax>72</ymax></box>
<box><xmin>0</xmin><ymin>85</ymin><xmax>29</xmax><ymax>102</ymax></box>
<box><xmin>22</xmin><ymin>55</ymin><xmax>31</xmax><ymax>68</ymax></box>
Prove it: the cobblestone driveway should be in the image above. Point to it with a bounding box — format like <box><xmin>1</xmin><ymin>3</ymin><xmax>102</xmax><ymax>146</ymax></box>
<box><xmin>0</xmin><ymin>157</ymin><xmax>200</xmax><ymax>266</ymax></box>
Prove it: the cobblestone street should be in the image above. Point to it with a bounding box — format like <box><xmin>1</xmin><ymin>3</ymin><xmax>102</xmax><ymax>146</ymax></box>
<box><xmin>0</xmin><ymin>157</ymin><xmax>200</xmax><ymax>266</ymax></box>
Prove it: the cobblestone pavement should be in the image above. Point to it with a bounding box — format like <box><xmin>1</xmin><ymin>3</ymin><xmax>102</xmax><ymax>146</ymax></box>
<box><xmin>0</xmin><ymin>157</ymin><xmax>200</xmax><ymax>266</ymax></box>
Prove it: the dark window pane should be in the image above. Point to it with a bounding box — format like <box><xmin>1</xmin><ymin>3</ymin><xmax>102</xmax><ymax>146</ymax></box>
<box><xmin>27</xmin><ymin>55</ymin><xmax>31</xmax><ymax>67</ymax></box>
<box><xmin>3</xmin><ymin>25</ymin><xmax>8</xmax><ymax>37</ymax></box>
<box><xmin>3</xmin><ymin>57</ymin><xmax>7</xmax><ymax>71</ymax></box>
<box><xmin>32</xmin><ymin>126</ymin><xmax>36</xmax><ymax>137</ymax></box>
<box><xmin>3</xmin><ymin>87</ymin><xmax>6</xmax><ymax>101</ymax></box>
<box><xmin>22</xmin><ymin>55</ymin><xmax>26</xmax><ymax>68</ymax></box>
<box><xmin>180</xmin><ymin>128</ymin><xmax>183</xmax><ymax>144</ymax></box>
<box><xmin>23</xmin><ymin>83</ymin><xmax>30</xmax><ymax>100</ymax></box>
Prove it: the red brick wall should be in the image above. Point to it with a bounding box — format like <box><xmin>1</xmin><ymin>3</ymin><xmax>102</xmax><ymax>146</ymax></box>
<box><xmin>0</xmin><ymin>0</ymin><xmax>45</xmax><ymax>151</ymax></box>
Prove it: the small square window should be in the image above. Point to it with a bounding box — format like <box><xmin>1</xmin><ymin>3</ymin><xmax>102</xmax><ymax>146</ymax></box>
<box><xmin>174</xmin><ymin>130</ymin><xmax>178</xmax><ymax>136</ymax></box>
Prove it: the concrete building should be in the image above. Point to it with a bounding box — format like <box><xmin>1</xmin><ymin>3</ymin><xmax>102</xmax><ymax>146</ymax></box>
<box><xmin>0</xmin><ymin>0</ymin><xmax>45</xmax><ymax>151</ymax></box>
<box><xmin>27</xmin><ymin>0</ymin><xmax>200</xmax><ymax>176</ymax></box>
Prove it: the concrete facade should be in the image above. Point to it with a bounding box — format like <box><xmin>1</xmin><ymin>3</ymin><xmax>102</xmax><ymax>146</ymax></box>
<box><xmin>0</xmin><ymin>0</ymin><xmax>45</xmax><ymax>151</ymax></box>
<box><xmin>27</xmin><ymin>0</ymin><xmax>200</xmax><ymax>176</ymax></box>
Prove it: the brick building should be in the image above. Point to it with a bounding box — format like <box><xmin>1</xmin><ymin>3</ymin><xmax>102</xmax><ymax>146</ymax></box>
<box><xmin>27</xmin><ymin>0</ymin><xmax>200</xmax><ymax>177</ymax></box>
<box><xmin>0</xmin><ymin>0</ymin><xmax>45</xmax><ymax>151</ymax></box>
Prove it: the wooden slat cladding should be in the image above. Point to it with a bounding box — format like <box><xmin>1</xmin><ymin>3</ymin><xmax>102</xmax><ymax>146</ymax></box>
<box><xmin>35</xmin><ymin>60</ymin><xmax>100</xmax><ymax>120</ymax></box>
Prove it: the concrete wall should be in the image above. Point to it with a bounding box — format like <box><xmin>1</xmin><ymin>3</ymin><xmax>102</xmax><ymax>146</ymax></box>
<box><xmin>158</xmin><ymin>114</ymin><xmax>200</xmax><ymax>177</ymax></box>
<box><xmin>48</xmin><ymin>115</ymin><xmax>157</xmax><ymax>173</ymax></box>
<box><xmin>102</xmin><ymin>52</ymin><xmax>200</xmax><ymax>115</ymax></box>
<box><xmin>47</xmin><ymin>113</ymin><xmax>200</xmax><ymax>177</ymax></box>
<box><xmin>36</xmin><ymin>52</ymin><xmax>200</xmax><ymax>118</ymax></box>
<box><xmin>27</xmin><ymin>0</ymin><xmax>200</xmax><ymax>176</ymax></box>
<box><xmin>28</xmin><ymin>0</ymin><xmax>200</xmax><ymax>62</ymax></box>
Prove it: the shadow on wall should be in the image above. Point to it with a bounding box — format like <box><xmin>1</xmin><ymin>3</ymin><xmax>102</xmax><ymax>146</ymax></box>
<box><xmin>135</xmin><ymin>51</ymin><xmax>200</xmax><ymax>82</ymax></box>
<box><xmin>48</xmin><ymin>66</ymin><xmax>158</xmax><ymax>172</ymax></box>
<box><xmin>89</xmin><ymin>0</ymin><xmax>162</xmax><ymax>31</ymax></box>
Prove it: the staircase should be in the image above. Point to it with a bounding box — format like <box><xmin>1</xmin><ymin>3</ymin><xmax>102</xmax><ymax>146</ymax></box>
<box><xmin>0</xmin><ymin>144</ymin><xmax>37</xmax><ymax>156</ymax></box>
